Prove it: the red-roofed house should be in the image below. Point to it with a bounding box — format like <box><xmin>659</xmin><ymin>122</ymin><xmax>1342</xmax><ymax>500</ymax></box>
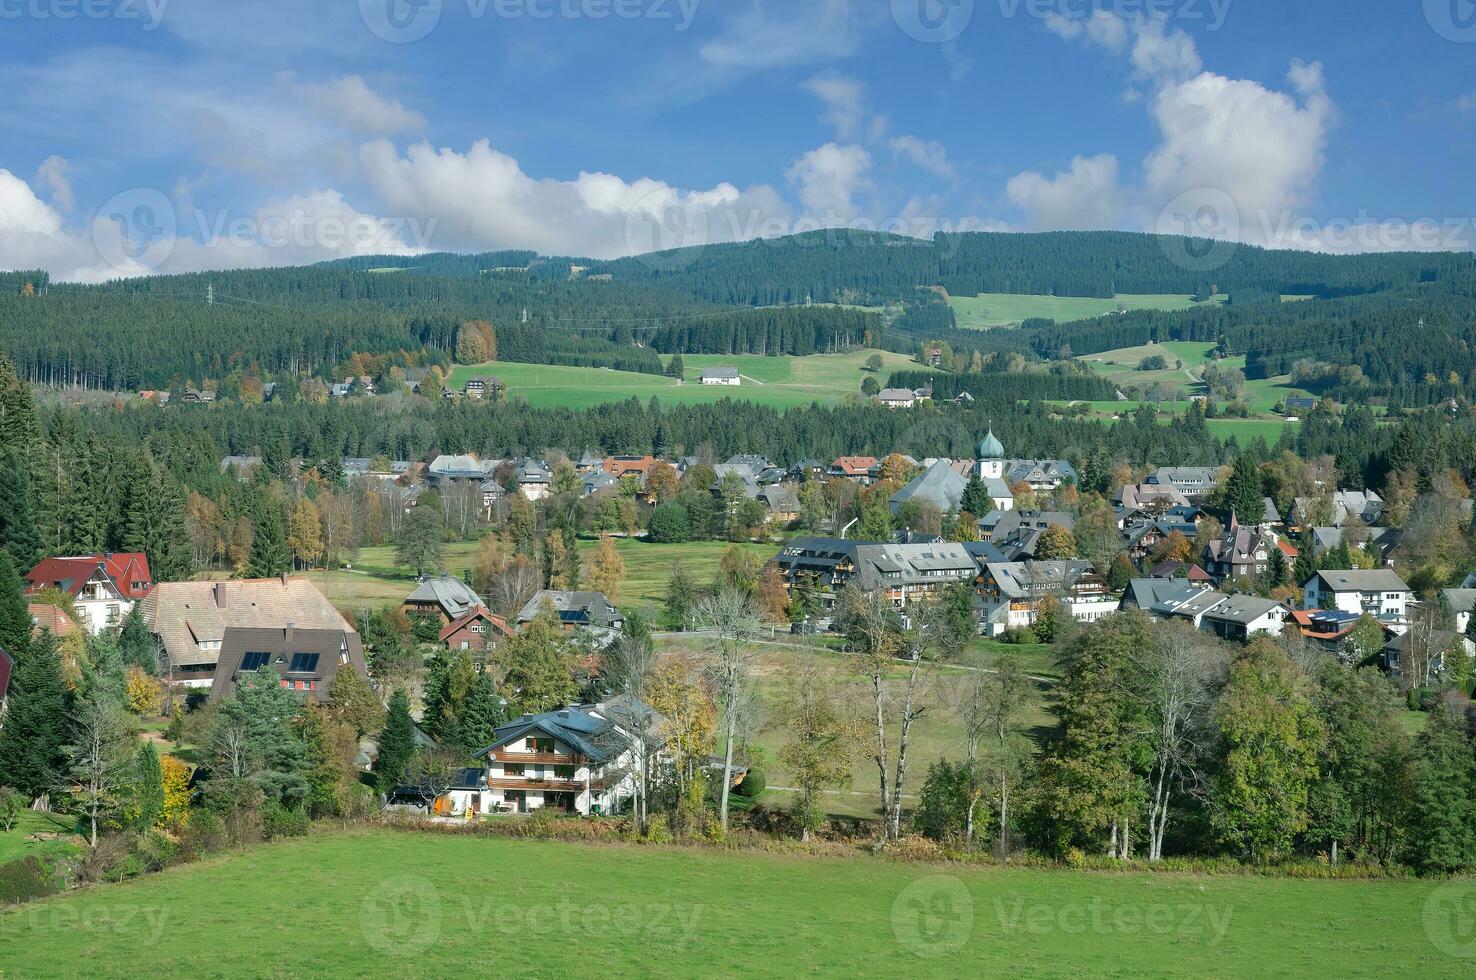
<box><xmin>24</xmin><ymin>553</ymin><xmax>153</xmax><ymax>635</ymax></box>
<box><xmin>28</xmin><ymin>603</ymin><xmax>79</xmax><ymax>639</ymax></box>
<box><xmin>440</xmin><ymin>607</ymin><xmax>512</xmax><ymax>654</ymax></box>
<box><xmin>828</xmin><ymin>456</ymin><xmax>879</xmax><ymax>483</ymax></box>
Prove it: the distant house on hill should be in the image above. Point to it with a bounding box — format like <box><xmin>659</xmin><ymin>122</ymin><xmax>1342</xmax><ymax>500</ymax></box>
<box><xmin>464</xmin><ymin>376</ymin><xmax>503</xmax><ymax>400</ymax></box>
<box><xmin>876</xmin><ymin>388</ymin><xmax>916</xmax><ymax>409</ymax></box>
<box><xmin>700</xmin><ymin>367</ymin><xmax>741</xmax><ymax>386</ymax></box>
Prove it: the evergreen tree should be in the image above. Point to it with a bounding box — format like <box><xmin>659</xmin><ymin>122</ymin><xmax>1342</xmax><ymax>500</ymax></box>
<box><xmin>1107</xmin><ymin>552</ymin><xmax>1137</xmax><ymax>592</ymax></box>
<box><xmin>130</xmin><ymin>741</ymin><xmax>165</xmax><ymax>830</ymax></box>
<box><xmin>374</xmin><ymin>688</ymin><xmax>417</xmax><ymax>794</ymax></box>
<box><xmin>1406</xmin><ymin>703</ymin><xmax>1476</xmax><ymax>873</ymax></box>
<box><xmin>960</xmin><ymin>474</ymin><xmax>994</xmax><ymax>518</ymax></box>
<box><xmin>246</xmin><ymin>495</ymin><xmax>291</xmax><ymax>578</ymax></box>
<box><xmin>0</xmin><ymin>449</ymin><xmax>40</xmax><ymax>572</ymax></box>
<box><xmin>117</xmin><ymin>606</ymin><xmax>158</xmax><ymax>673</ymax></box>
<box><xmin>664</xmin><ymin>561</ymin><xmax>698</xmax><ymax>631</ymax></box>
<box><xmin>1225</xmin><ymin>455</ymin><xmax>1266</xmax><ymax>527</ymax></box>
<box><xmin>0</xmin><ymin>632</ymin><xmax>71</xmax><ymax>800</ymax></box>
<box><xmin>123</xmin><ymin>459</ymin><xmax>193</xmax><ymax>582</ymax></box>
<box><xmin>0</xmin><ymin>551</ymin><xmax>32</xmax><ymax>659</ymax></box>
<box><xmin>451</xmin><ymin>671</ymin><xmax>505</xmax><ymax>754</ymax></box>
<box><xmin>421</xmin><ymin>648</ymin><xmax>475</xmax><ymax>743</ymax></box>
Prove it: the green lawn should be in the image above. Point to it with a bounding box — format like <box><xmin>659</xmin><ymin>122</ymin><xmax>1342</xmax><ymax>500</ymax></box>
<box><xmin>950</xmin><ymin>293</ymin><xmax>1227</xmax><ymax>330</ymax></box>
<box><xmin>445</xmin><ymin>349</ymin><xmax>919</xmax><ymax>411</ymax></box>
<box><xmin>0</xmin><ymin>810</ymin><xmax>82</xmax><ymax>866</ymax></box>
<box><xmin>309</xmin><ymin>538</ymin><xmax>775</xmax><ymax>618</ymax></box>
<box><xmin>1</xmin><ymin>831</ymin><xmax>1465</xmax><ymax>975</ymax></box>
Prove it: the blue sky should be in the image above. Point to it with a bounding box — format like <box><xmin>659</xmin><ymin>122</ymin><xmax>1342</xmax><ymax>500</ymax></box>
<box><xmin>1</xmin><ymin>0</ymin><xmax>1473</xmax><ymax>279</ymax></box>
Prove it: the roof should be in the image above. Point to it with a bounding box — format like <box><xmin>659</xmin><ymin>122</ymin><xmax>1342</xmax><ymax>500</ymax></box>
<box><xmin>404</xmin><ymin>575</ymin><xmax>482</xmax><ymax>619</ymax></box>
<box><xmin>1310</xmin><ymin>569</ymin><xmax>1410</xmax><ymax>593</ymax></box>
<box><xmin>29</xmin><ymin>604</ymin><xmax>79</xmax><ymax>637</ymax></box>
<box><xmin>700</xmin><ymin>367</ymin><xmax>740</xmax><ymax>380</ymax></box>
<box><xmin>438</xmin><ymin>607</ymin><xmax>511</xmax><ymax>643</ymax></box>
<box><xmin>1002</xmin><ymin>459</ymin><xmax>1078</xmax><ymax>486</ymax></box>
<box><xmin>830</xmin><ymin>456</ymin><xmax>878</xmax><ymax>476</ymax></box>
<box><xmin>478</xmin><ymin>705</ymin><xmax>627</xmax><ymax>763</ymax></box>
<box><xmin>1202</xmin><ymin>595</ymin><xmax>1288</xmax><ymax>625</ymax></box>
<box><xmin>516</xmin><ymin>591</ymin><xmax>622</xmax><ymax>629</ymax></box>
<box><xmin>982</xmin><ymin>560</ymin><xmax>1099</xmax><ymax>600</ymax></box>
<box><xmin>1148</xmin><ymin>561</ymin><xmax>1214</xmax><ymax>582</ymax></box>
<box><xmin>428</xmin><ymin>454</ymin><xmax>491</xmax><ymax>479</ymax></box>
<box><xmin>139</xmin><ymin>577</ymin><xmax>354</xmax><ymax>671</ymax></box>
<box><xmin>1442</xmin><ymin>588</ymin><xmax>1476</xmax><ymax>615</ymax></box>
<box><xmin>977</xmin><ymin>429</ymin><xmax>1004</xmax><ymax>459</ymax></box>
<box><xmin>25</xmin><ymin>553</ymin><xmax>153</xmax><ymax>601</ymax></box>
<box><xmin>876</xmin><ymin>388</ymin><xmax>916</xmax><ymax>402</ymax></box>
<box><xmin>890</xmin><ymin>460</ymin><xmax>968</xmax><ymax>514</ymax></box>
<box><xmin>209</xmin><ymin>626</ymin><xmax>367</xmax><ymax>703</ymax></box>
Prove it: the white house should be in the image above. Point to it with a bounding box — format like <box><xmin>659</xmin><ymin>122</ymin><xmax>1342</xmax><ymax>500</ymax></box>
<box><xmin>469</xmin><ymin>700</ymin><xmax>659</xmax><ymax>816</ymax></box>
<box><xmin>23</xmin><ymin>553</ymin><xmax>154</xmax><ymax>636</ymax></box>
<box><xmin>1303</xmin><ymin>570</ymin><xmax>1412</xmax><ymax>630</ymax></box>
<box><xmin>1200</xmin><ymin>595</ymin><xmax>1291</xmax><ymax>642</ymax></box>
<box><xmin>700</xmin><ymin>367</ymin><xmax>741</xmax><ymax>386</ymax></box>
<box><xmin>876</xmin><ymin>388</ymin><xmax>916</xmax><ymax>409</ymax></box>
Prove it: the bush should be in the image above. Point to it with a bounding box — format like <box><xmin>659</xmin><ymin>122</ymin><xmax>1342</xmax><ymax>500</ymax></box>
<box><xmin>0</xmin><ymin>786</ymin><xmax>23</xmax><ymax>831</ymax></box>
<box><xmin>0</xmin><ymin>857</ymin><xmax>62</xmax><ymax>905</ymax></box>
<box><xmin>648</xmin><ymin>502</ymin><xmax>692</xmax><ymax>544</ymax></box>
<box><xmin>179</xmin><ymin>810</ymin><xmax>228</xmax><ymax>859</ymax></box>
<box><xmin>732</xmin><ymin>770</ymin><xmax>766</xmax><ymax>800</ymax></box>
<box><xmin>261</xmin><ymin>802</ymin><xmax>310</xmax><ymax>841</ymax></box>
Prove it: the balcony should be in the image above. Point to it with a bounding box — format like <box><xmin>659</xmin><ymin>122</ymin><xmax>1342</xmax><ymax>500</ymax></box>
<box><xmin>487</xmin><ymin>750</ymin><xmax>585</xmax><ymax>765</ymax></box>
<box><xmin>487</xmin><ymin>776</ymin><xmax>609</xmax><ymax>793</ymax></box>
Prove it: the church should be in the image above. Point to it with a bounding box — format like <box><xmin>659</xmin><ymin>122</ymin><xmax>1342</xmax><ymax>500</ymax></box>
<box><xmin>973</xmin><ymin>429</ymin><xmax>1016</xmax><ymax>513</ymax></box>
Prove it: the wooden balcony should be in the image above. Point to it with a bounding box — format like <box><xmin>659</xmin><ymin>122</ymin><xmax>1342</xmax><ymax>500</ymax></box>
<box><xmin>487</xmin><ymin>750</ymin><xmax>585</xmax><ymax>765</ymax></box>
<box><xmin>488</xmin><ymin>776</ymin><xmax>610</xmax><ymax>793</ymax></box>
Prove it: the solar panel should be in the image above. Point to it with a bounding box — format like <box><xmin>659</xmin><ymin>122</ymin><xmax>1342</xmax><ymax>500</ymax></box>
<box><xmin>241</xmin><ymin>652</ymin><xmax>272</xmax><ymax>672</ymax></box>
<box><xmin>288</xmin><ymin>653</ymin><xmax>320</xmax><ymax>674</ymax></box>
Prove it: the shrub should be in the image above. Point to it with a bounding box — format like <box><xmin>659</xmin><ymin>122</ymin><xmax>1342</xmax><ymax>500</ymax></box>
<box><xmin>0</xmin><ymin>786</ymin><xmax>23</xmax><ymax>832</ymax></box>
<box><xmin>732</xmin><ymin>770</ymin><xmax>766</xmax><ymax>800</ymax></box>
<box><xmin>179</xmin><ymin>810</ymin><xmax>228</xmax><ymax>859</ymax></box>
<box><xmin>0</xmin><ymin>857</ymin><xmax>61</xmax><ymax>905</ymax></box>
<box><xmin>261</xmin><ymin>803</ymin><xmax>310</xmax><ymax>841</ymax></box>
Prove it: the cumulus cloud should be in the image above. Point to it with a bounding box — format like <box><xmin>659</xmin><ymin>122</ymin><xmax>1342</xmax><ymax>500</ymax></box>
<box><xmin>34</xmin><ymin>156</ymin><xmax>73</xmax><ymax>213</ymax></box>
<box><xmin>279</xmin><ymin>73</ymin><xmax>426</xmax><ymax>136</ymax></box>
<box><xmin>360</xmin><ymin>138</ymin><xmax>791</xmax><ymax>258</ymax></box>
<box><xmin>1013</xmin><ymin>14</ymin><xmax>1334</xmax><ymax>247</ymax></box>
<box><xmin>786</xmin><ymin>143</ymin><xmax>872</xmax><ymax>220</ymax></box>
<box><xmin>1005</xmin><ymin>154</ymin><xmax>1123</xmax><ymax>231</ymax></box>
<box><xmin>802</xmin><ymin>73</ymin><xmax>867</xmax><ymax>142</ymax></box>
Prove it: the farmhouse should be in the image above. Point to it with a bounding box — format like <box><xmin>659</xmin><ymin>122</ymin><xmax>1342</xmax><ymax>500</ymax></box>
<box><xmin>700</xmin><ymin>367</ymin><xmax>741</xmax><ymax>386</ymax></box>
<box><xmin>208</xmin><ymin>626</ymin><xmax>370</xmax><ymax>703</ymax></box>
<box><xmin>440</xmin><ymin>607</ymin><xmax>511</xmax><ymax>653</ymax></box>
<box><xmin>1148</xmin><ymin>466</ymin><xmax>1222</xmax><ymax>501</ymax></box>
<box><xmin>876</xmin><ymin>388</ymin><xmax>917</xmax><ymax>409</ymax></box>
<box><xmin>402</xmin><ymin>574</ymin><xmax>484</xmax><ymax>626</ymax></box>
<box><xmin>463</xmin><ymin>376</ymin><xmax>503</xmax><ymax>400</ymax></box>
<box><xmin>23</xmin><ymin>552</ymin><xmax>154</xmax><ymax>635</ymax></box>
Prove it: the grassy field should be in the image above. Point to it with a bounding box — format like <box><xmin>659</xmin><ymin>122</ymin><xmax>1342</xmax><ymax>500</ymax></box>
<box><xmin>950</xmin><ymin>293</ymin><xmax>1227</xmax><ymax>330</ymax></box>
<box><xmin>0</xmin><ymin>810</ymin><xmax>82</xmax><ymax>867</ymax></box>
<box><xmin>445</xmin><ymin>349</ymin><xmax>918</xmax><ymax>411</ymax></box>
<box><xmin>1</xmin><ymin>831</ymin><xmax>1465</xmax><ymax>976</ymax></box>
<box><xmin>308</xmin><ymin>538</ymin><xmax>775</xmax><ymax>618</ymax></box>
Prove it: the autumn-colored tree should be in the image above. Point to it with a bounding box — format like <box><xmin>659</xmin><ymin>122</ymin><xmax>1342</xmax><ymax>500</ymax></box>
<box><xmin>756</xmin><ymin>562</ymin><xmax>789</xmax><ymax>623</ymax></box>
<box><xmin>586</xmin><ymin>535</ymin><xmax>626</xmax><ymax>601</ymax></box>
<box><xmin>124</xmin><ymin>665</ymin><xmax>164</xmax><ymax>716</ymax></box>
<box><xmin>287</xmin><ymin>497</ymin><xmax>323</xmax><ymax>569</ymax></box>
<box><xmin>1152</xmin><ymin>530</ymin><xmax>1194</xmax><ymax>565</ymax></box>
<box><xmin>455</xmin><ymin>320</ymin><xmax>497</xmax><ymax>364</ymax></box>
<box><xmin>1034</xmin><ymin>525</ymin><xmax>1078</xmax><ymax>560</ymax></box>
<box><xmin>718</xmin><ymin>544</ymin><xmax>762</xmax><ymax>595</ymax></box>
<box><xmin>160</xmin><ymin>755</ymin><xmax>191</xmax><ymax>829</ymax></box>
<box><xmin>544</xmin><ymin>532</ymin><xmax>573</xmax><ymax>589</ymax></box>
<box><xmin>645</xmin><ymin>460</ymin><xmax>680</xmax><ymax>502</ymax></box>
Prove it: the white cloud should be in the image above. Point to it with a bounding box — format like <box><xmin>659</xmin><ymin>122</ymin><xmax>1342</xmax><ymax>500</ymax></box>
<box><xmin>698</xmin><ymin>0</ymin><xmax>866</xmax><ymax>73</ymax></box>
<box><xmin>34</xmin><ymin>156</ymin><xmax>73</xmax><ymax>213</ymax></box>
<box><xmin>1005</xmin><ymin>154</ymin><xmax>1123</xmax><ymax>230</ymax></box>
<box><xmin>889</xmin><ymin>136</ymin><xmax>955</xmax><ymax>180</ymax></box>
<box><xmin>786</xmin><ymin>143</ymin><xmax>872</xmax><ymax>220</ymax></box>
<box><xmin>279</xmin><ymin>74</ymin><xmax>426</xmax><ymax>137</ymax></box>
<box><xmin>360</xmin><ymin>138</ymin><xmax>791</xmax><ymax>258</ymax></box>
<box><xmin>802</xmin><ymin>73</ymin><xmax>867</xmax><ymax>142</ymax></box>
<box><xmin>1015</xmin><ymin>14</ymin><xmax>1334</xmax><ymax>245</ymax></box>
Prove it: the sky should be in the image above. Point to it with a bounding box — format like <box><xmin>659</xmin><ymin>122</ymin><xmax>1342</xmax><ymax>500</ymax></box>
<box><xmin>0</xmin><ymin>0</ymin><xmax>1474</xmax><ymax>281</ymax></box>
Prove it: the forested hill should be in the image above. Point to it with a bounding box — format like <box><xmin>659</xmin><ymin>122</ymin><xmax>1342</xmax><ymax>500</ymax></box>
<box><xmin>592</xmin><ymin>230</ymin><xmax>1475</xmax><ymax>304</ymax></box>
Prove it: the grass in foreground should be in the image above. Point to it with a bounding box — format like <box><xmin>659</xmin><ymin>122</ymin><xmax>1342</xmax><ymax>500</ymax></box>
<box><xmin>0</xmin><ymin>830</ymin><xmax>1464</xmax><ymax>976</ymax></box>
<box><xmin>0</xmin><ymin>810</ymin><xmax>82</xmax><ymax>866</ymax></box>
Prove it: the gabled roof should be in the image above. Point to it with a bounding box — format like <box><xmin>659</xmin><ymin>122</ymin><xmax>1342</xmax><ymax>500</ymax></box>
<box><xmin>1310</xmin><ymin>569</ymin><xmax>1410</xmax><ymax>593</ymax></box>
<box><xmin>478</xmin><ymin>705</ymin><xmax>624</xmax><ymax>763</ymax></box>
<box><xmin>28</xmin><ymin>603</ymin><xmax>79</xmax><ymax>637</ymax></box>
<box><xmin>516</xmin><ymin>591</ymin><xmax>621</xmax><ymax>629</ymax></box>
<box><xmin>830</xmin><ymin>456</ymin><xmax>878</xmax><ymax>476</ymax></box>
<box><xmin>701</xmin><ymin>367</ymin><xmax>740</xmax><ymax>380</ymax></box>
<box><xmin>25</xmin><ymin>553</ymin><xmax>153</xmax><ymax>601</ymax></box>
<box><xmin>890</xmin><ymin>460</ymin><xmax>967</xmax><ymax>514</ymax></box>
<box><xmin>405</xmin><ymin>575</ymin><xmax>482</xmax><ymax>619</ymax></box>
<box><xmin>140</xmin><ymin>577</ymin><xmax>353</xmax><ymax>671</ymax></box>
<box><xmin>439</xmin><ymin>607</ymin><xmax>511</xmax><ymax>643</ymax></box>
<box><xmin>1202</xmin><ymin>595</ymin><xmax>1288</xmax><ymax>625</ymax></box>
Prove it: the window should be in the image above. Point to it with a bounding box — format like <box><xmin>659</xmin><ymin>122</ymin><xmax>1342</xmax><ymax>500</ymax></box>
<box><xmin>531</xmin><ymin>737</ymin><xmax>555</xmax><ymax>753</ymax></box>
<box><xmin>288</xmin><ymin>653</ymin><xmax>320</xmax><ymax>674</ymax></box>
<box><xmin>554</xmin><ymin>765</ymin><xmax>576</xmax><ymax>780</ymax></box>
<box><xmin>241</xmin><ymin>652</ymin><xmax>272</xmax><ymax>672</ymax></box>
<box><xmin>504</xmin><ymin>764</ymin><xmax>525</xmax><ymax>776</ymax></box>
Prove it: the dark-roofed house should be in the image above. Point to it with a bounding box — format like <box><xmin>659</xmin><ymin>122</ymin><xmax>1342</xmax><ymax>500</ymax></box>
<box><xmin>1148</xmin><ymin>561</ymin><xmax>1214</xmax><ymax>584</ymax></box>
<box><xmin>140</xmin><ymin>577</ymin><xmax>358</xmax><ymax>691</ymax></box>
<box><xmin>475</xmin><ymin>699</ymin><xmax>660</xmax><ymax>815</ymax></box>
<box><xmin>976</xmin><ymin>560</ymin><xmax>1117</xmax><ymax>637</ymax></box>
<box><xmin>402</xmin><ymin>574</ymin><xmax>483</xmax><ymax>626</ymax></box>
<box><xmin>24</xmin><ymin>553</ymin><xmax>153</xmax><ymax>635</ymax></box>
<box><xmin>1002</xmin><ymin>459</ymin><xmax>1079</xmax><ymax>493</ymax></box>
<box><xmin>517</xmin><ymin>591</ymin><xmax>623</xmax><ymax>639</ymax></box>
<box><xmin>1200</xmin><ymin>595</ymin><xmax>1291</xmax><ymax>642</ymax></box>
<box><xmin>1303</xmin><ymin>570</ymin><xmax>1412</xmax><ymax>628</ymax></box>
<box><xmin>463</xmin><ymin>376</ymin><xmax>503</xmax><ymax>400</ymax></box>
<box><xmin>774</xmin><ymin>538</ymin><xmax>978</xmax><ymax>620</ymax></box>
<box><xmin>876</xmin><ymin>388</ymin><xmax>917</xmax><ymax>409</ymax></box>
<box><xmin>1442</xmin><ymin>588</ymin><xmax>1476</xmax><ymax>635</ymax></box>
<box><xmin>1148</xmin><ymin>466</ymin><xmax>1222</xmax><ymax>501</ymax></box>
<box><xmin>208</xmin><ymin>626</ymin><xmax>369</xmax><ymax>703</ymax></box>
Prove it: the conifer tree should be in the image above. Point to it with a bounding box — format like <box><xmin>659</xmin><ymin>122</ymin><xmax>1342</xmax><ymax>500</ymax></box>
<box><xmin>373</xmin><ymin>688</ymin><xmax>417</xmax><ymax>794</ymax></box>
<box><xmin>0</xmin><ymin>631</ymin><xmax>71</xmax><ymax>801</ymax></box>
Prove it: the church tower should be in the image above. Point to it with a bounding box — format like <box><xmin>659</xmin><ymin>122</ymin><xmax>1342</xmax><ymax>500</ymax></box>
<box><xmin>976</xmin><ymin>428</ymin><xmax>1005</xmax><ymax>481</ymax></box>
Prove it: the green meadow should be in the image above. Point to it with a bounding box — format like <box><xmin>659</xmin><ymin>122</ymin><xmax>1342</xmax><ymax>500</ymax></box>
<box><xmin>950</xmin><ymin>293</ymin><xmax>1227</xmax><ymax>330</ymax></box>
<box><xmin>0</xmin><ymin>831</ymin><xmax>1465</xmax><ymax>977</ymax></box>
